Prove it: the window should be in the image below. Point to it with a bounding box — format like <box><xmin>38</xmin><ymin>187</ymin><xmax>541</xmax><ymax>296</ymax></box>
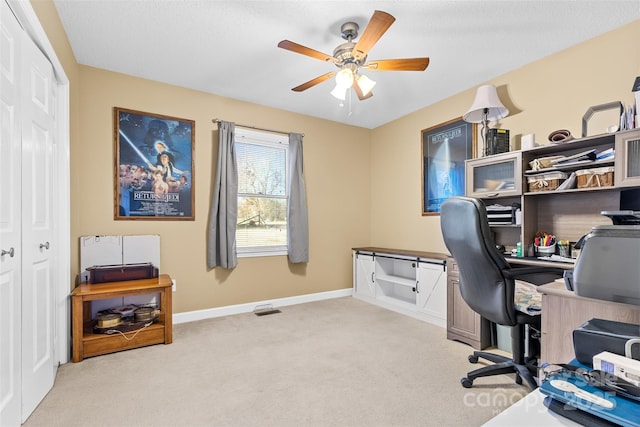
<box><xmin>235</xmin><ymin>128</ymin><xmax>289</xmax><ymax>257</ymax></box>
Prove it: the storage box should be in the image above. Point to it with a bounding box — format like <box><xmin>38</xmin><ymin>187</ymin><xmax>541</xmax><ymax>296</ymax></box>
<box><xmin>87</xmin><ymin>262</ymin><xmax>158</xmax><ymax>284</ymax></box>
<box><xmin>575</xmin><ymin>166</ymin><xmax>614</xmax><ymax>188</ymax></box>
<box><xmin>527</xmin><ymin>171</ymin><xmax>568</xmax><ymax>192</ymax></box>
<box><xmin>528</xmin><ymin>156</ymin><xmax>563</xmax><ymax>171</ymax></box>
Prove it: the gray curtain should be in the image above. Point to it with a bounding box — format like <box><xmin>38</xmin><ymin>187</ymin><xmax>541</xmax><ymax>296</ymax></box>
<box><xmin>287</xmin><ymin>133</ymin><xmax>309</xmax><ymax>263</ymax></box>
<box><xmin>207</xmin><ymin>121</ymin><xmax>238</xmax><ymax>269</ymax></box>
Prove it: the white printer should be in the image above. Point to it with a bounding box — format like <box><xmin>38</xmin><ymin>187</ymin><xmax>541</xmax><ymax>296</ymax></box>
<box><xmin>572</xmin><ymin>212</ymin><xmax>640</xmax><ymax>306</ymax></box>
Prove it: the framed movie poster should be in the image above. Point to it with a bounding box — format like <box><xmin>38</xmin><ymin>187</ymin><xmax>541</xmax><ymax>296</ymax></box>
<box><xmin>114</xmin><ymin>107</ymin><xmax>195</xmax><ymax>220</ymax></box>
<box><xmin>421</xmin><ymin>117</ymin><xmax>476</xmax><ymax>215</ymax></box>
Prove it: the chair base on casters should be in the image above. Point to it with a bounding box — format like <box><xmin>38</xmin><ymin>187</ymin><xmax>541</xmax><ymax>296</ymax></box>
<box><xmin>460</xmin><ymin>350</ymin><xmax>538</xmax><ymax>390</ymax></box>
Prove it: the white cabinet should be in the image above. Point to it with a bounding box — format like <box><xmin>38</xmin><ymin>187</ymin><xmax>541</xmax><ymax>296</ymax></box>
<box><xmin>353</xmin><ymin>253</ymin><xmax>375</xmax><ymax>299</ymax></box>
<box><xmin>417</xmin><ymin>261</ymin><xmax>447</xmax><ymax>325</ymax></box>
<box><xmin>353</xmin><ymin>248</ymin><xmax>447</xmax><ymax>328</ymax></box>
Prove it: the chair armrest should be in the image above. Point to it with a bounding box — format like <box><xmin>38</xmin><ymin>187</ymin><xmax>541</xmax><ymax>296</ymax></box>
<box><xmin>504</xmin><ymin>266</ymin><xmax>566</xmax><ymax>286</ymax></box>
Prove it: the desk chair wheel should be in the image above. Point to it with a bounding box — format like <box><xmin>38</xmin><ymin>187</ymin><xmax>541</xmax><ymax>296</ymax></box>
<box><xmin>461</xmin><ymin>377</ymin><xmax>473</xmax><ymax>388</ymax></box>
<box><xmin>468</xmin><ymin>355</ymin><xmax>479</xmax><ymax>363</ymax></box>
<box><xmin>515</xmin><ymin>374</ymin><xmax>523</xmax><ymax>385</ymax></box>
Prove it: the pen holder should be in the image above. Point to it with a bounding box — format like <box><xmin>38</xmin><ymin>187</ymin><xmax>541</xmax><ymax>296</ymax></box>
<box><xmin>558</xmin><ymin>243</ymin><xmax>571</xmax><ymax>258</ymax></box>
<box><xmin>535</xmin><ymin>243</ymin><xmax>556</xmax><ymax>256</ymax></box>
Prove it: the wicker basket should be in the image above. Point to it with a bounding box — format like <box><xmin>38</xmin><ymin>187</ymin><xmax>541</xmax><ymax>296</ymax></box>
<box><xmin>528</xmin><ymin>156</ymin><xmax>564</xmax><ymax>171</ymax></box>
<box><xmin>527</xmin><ymin>171</ymin><xmax>568</xmax><ymax>192</ymax></box>
<box><xmin>575</xmin><ymin>166</ymin><xmax>614</xmax><ymax>188</ymax></box>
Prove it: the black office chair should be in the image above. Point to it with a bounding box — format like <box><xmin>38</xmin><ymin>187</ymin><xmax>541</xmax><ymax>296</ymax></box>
<box><xmin>440</xmin><ymin>196</ymin><xmax>565</xmax><ymax>389</ymax></box>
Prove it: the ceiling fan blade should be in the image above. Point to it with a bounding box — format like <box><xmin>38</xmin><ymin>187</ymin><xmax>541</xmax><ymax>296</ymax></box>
<box><xmin>278</xmin><ymin>40</ymin><xmax>337</xmax><ymax>63</ymax></box>
<box><xmin>352</xmin><ymin>10</ymin><xmax>396</xmax><ymax>62</ymax></box>
<box><xmin>365</xmin><ymin>58</ymin><xmax>430</xmax><ymax>71</ymax></box>
<box><xmin>353</xmin><ymin>80</ymin><xmax>373</xmax><ymax>100</ymax></box>
<box><xmin>292</xmin><ymin>72</ymin><xmax>336</xmax><ymax>92</ymax></box>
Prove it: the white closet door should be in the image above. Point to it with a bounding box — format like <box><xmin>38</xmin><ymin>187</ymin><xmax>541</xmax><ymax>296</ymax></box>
<box><xmin>19</xmin><ymin>20</ymin><xmax>56</xmax><ymax>421</ymax></box>
<box><xmin>0</xmin><ymin>1</ymin><xmax>23</xmax><ymax>424</ymax></box>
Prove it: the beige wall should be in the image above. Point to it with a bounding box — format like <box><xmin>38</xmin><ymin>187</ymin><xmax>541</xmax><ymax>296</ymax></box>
<box><xmin>31</xmin><ymin>1</ymin><xmax>638</xmax><ymax>313</ymax></box>
<box><xmin>74</xmin><ymin>67</ymin><xmax>371</xmax><ymax>312</ymax></box>
<box><xmin>33</xmin><ymin>0</ymin><xmax>372</xmax><ymax>314</ymax></box>
<box><xmin>370</xmin><ymin>19</ymin><xmax>640</xmax><ymax>254</ymax></box>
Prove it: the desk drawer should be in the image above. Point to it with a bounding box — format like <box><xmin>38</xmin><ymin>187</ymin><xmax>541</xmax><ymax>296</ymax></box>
<box><xmin>447</xmin><ymin>257</ymin><xmax>459</xmax><ymax>275</ymax></box>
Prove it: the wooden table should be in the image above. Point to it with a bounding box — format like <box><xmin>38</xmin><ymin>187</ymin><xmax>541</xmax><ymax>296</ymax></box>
<box><xmin>71</xmin><ymin>274</ymin><xmax>173</xmax><ymax>362</ymax></box>
<box><xmin>538</xmin><ymin>279</ymin><xmax>640</xmax><ymax>363</ymax></box>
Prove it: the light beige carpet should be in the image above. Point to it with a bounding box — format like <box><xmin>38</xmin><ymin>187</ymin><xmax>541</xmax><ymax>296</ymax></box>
<box><xmin>24</xmin><ymin>297</ymin><xmax>528</xmax><ymax>426</ymax></box>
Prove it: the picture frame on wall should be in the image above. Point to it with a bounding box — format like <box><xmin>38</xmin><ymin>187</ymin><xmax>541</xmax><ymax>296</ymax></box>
<box><xmin>114</xmin><ymin>107</ymin><xmax>195</xmax><ymax>220</ymax></box>
<box><xmin>421</xmin><ymin>117</ymin><xmax>477</xmax><ymax>215</ymax></box>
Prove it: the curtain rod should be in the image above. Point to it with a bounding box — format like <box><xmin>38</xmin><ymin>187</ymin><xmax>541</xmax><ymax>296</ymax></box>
<box><xmin>212</xmin><ymin>119</ymin><xmax>304</xmax><ymax>137</ymax></box>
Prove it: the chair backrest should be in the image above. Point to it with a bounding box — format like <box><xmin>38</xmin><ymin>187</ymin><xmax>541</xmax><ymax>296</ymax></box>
<box><xmin>440</xmin><ymin>196</ymin><xmax>517</xmax><ymax>326</ymax></box>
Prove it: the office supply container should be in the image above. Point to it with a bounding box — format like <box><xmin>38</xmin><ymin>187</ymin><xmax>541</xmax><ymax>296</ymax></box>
<box><xmin>576</xmin><ymin>166</ymin><xmax>614</xmax><ymax>188</ymax></box>
<box><xmin>527</xmin><ymin>171</ymin><xmax>568</xmax><ymax>192</ymax></box>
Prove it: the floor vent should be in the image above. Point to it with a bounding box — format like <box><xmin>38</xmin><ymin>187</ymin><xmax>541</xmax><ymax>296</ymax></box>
<box><xmin>253</xmin><ymin>304</ymin><xmax>282</xmax><ymax>316</ymax></box>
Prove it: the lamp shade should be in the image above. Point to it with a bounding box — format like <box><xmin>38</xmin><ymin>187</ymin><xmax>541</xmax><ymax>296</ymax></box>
<box><xmin>330</xmin><ymin>84</ymin><xmax>348</xmax><ymax>100</ymax></box>
<box><xmin>331</xmin><ymin>68</ymin><xmax>355</xmax><ymax>100</ymax></box>
<box><xmin>463</xmin><ymin>84</ymin><xmax>509</xmax><ymax>123</ymax></box>
<box><xmin>335</xmin><ymin>68</ymin><xmax>354</xmax><ymax>89</ymax></box>
<box><xmin>356</xmin><ymin>74</ymin><xmax>376</xmax><ymax>96</ymax></box>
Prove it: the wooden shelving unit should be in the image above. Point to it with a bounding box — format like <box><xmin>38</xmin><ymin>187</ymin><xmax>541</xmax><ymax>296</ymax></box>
<box><xmin>71</xmin><ymin>274</ymin><xmax>173</xmax><ymax>362</ymax></box>
<box><xmin>464</xmin><ymin>129</ymin><xmax>640</xmax><ymax>252</ymax></box>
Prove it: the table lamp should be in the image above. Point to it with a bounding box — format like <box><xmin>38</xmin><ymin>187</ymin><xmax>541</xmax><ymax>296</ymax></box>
<box><xmin>463</xmin><ymin>85</ymin><xmax>509</xmax><ymax>157</ymax></box>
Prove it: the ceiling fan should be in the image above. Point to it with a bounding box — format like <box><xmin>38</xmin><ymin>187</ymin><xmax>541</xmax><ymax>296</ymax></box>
<box><xmin>277</xmin><ymin>10</ymin><xmax>430</xmax><ymax>101</ymax></box>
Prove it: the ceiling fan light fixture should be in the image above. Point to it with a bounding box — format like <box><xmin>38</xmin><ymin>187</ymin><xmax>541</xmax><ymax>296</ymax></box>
<box><xmin>278</xmin><ymin>11</ymin><xmax>429</xmax><ymax>103</ymax></box>
<box><xmin>335</xmin><ymin>68</ymin><xmax>354</xmax><ymax>89</ymax></box>
<box><xmin>356</xmin><ymin>74</ymin><xmax>376</xmax><ymax>96</ymax></box>
<box><xmin>330</xmin><ymin>84</ymin><xmax>348</xmax><ymax>100</ymax></box>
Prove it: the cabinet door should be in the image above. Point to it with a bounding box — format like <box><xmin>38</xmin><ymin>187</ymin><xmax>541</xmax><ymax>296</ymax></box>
<box><xmin>466</xmin><ymin>151</ymin><xmax>522</xmax><ymax>198</ymax></box>
<box><xmin>353</xmin><ymin>253</ymin><xmax>375</xmax><ymax>299</ymax></box>
<box><xmin>615</xmin><ymin>129</ymin><xmax>640</xmax><ymax>187</ymax></box>
<box><xmin>416</xmin><ymin>261</ymin><xmax>447</xmax><ymax>323</ymax></box>
<box><xmin>447</xmin><ymin>275</ymin><xmax>481</xmax><ymax>340</ymax></box>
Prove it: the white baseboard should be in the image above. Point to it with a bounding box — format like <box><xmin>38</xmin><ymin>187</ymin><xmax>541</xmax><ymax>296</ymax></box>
<box><xmin>173</xmin><ymin>288</ymin><xmax>354</xmax><ymax>324</ymax></box>
<box><xmin>353</xmin><ymin>294</ymin><xmax>446</xmax><ymax>329</ymax></box>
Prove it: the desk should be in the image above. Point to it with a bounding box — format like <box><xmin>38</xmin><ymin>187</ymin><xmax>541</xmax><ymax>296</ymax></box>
<box><xmin>538</xmin><ymin>280</ymin><xmax>640</xmax><ymax>363</ymax></box>
<box><xmin>506</xmin><ymin>256</ymin><xmax>574</xmax><ymax>270</ymax></box>
<box><xmin>71</xmin><ymin>274</ymin><xmax>173</xmax><ymax>362</ymax></box>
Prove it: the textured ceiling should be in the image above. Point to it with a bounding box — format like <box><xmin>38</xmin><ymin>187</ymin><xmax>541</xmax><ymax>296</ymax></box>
<box><xmin>53</xmin><ymin>1</ymin><xmax>640</xmax><ymax>129</ymax></box>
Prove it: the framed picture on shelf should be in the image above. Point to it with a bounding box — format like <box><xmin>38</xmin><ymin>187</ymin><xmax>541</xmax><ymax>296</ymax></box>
<box><xmin>114</xmin><ymin>107</ymin><xmax>195</xmax><ymax>220</ymax></box>
<box><xmin>421</xmin><ymin>117</ymin><xmax>477</xmax><ymax>215</ymax></box>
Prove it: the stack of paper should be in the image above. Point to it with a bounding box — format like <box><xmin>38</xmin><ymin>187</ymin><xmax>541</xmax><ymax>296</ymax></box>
<box><xmin>550</xmin><ymin>149</ymin><xmax>597</xmax><ymax>166</ymax></box>
<box><xmin>486</xmin><ymin>204</ymin><xmax>514</xmax><ymax>225</ymax></box>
